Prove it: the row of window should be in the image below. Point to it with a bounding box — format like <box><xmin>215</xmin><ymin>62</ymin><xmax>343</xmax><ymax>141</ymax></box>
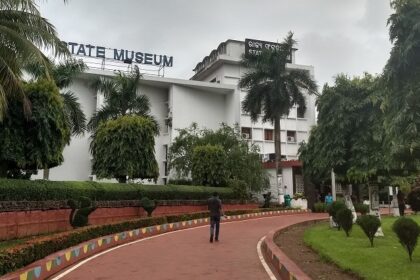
<box><xmin>241</xmin><ymin>127</ymin><xmax>297</xmax><ymax>143</ymax></box>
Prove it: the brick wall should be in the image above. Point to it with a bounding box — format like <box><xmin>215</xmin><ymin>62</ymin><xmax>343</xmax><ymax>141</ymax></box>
<box><xmin>0</xmin><ymin>203</ymin><xmax>258</xmax><ymax>241</ymax></box>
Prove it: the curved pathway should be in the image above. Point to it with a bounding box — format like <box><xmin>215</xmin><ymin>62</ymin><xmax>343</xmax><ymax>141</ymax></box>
<box><xmin>52</xmin><ymin>213</ymin><xmax>327</xmax><ymax>280</ymax></box>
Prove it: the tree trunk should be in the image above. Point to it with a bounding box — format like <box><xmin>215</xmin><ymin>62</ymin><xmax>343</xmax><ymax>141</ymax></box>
<box><xmin>43</xmin><ymin>167</ymin><xmax>50</xmax><ymax>180</ymax></box>
<box><xmin>274</xmin><ymin>115</ymin><xmax>282</xmax><ymax>192</ymax></box>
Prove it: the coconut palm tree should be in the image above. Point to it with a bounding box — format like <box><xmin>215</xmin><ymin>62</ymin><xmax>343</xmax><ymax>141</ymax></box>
<box><xmin>239</xmin><ymin>32</ymin><xmax>317</xmax><ymax>178</ymax></box>
<box><xmin>88</xmin><ymin>66</ymin><xmax>159</xmax><ymax>135</ymax></box>
<box><xmin>0</xmin><ymin>0</ymin><xmax>68</xmax><ymax>120</ymax></box>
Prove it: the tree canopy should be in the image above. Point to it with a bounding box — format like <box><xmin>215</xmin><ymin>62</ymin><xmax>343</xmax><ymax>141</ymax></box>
<box><xmin>0</xmin><ymin>79</ymin><xmax>70</xmax><ymax>177</ymax></box>
<box><xmin>90</xmin><ymin>115</ymin><xmax>159</xmax><ymax>183</ymax></box>
<box><xmin>299</xmin><ymin>74</ymin><xmax>389</xmax><ymax>184</ymax></box>
<box><xmin>169</xmin><ymin>123</ymin><xmax>270</xmax><ymax>192</ymax></box>
<box><xmin>0</xmin><ymin>0</ymin><xmax>68</xmax><ymax>120</ymax></box>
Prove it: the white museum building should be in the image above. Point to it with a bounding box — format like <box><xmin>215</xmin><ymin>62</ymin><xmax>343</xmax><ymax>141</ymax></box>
<box><xmin>34</xmin><ymin>39</ymin><xmax>317</xmax><ymax>198</ymax></box>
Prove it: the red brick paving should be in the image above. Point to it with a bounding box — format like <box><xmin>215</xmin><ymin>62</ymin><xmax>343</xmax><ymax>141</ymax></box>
<box><xmin>55</xmin><ymin>213</ymin><xmax>327</xmax><ymax>280</ymax></box>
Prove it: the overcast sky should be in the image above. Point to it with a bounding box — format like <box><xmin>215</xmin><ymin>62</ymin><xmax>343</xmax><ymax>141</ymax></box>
<box><xmin>39</xmin><ymin>0</ymin><xmax>393</xmax><ymax>88</ymax></box>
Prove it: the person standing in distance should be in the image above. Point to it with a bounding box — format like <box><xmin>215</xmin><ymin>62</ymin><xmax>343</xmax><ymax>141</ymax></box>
<box><xmin>208</xmin><ymin>192</ymin><xmax>223</xmax><ymax>243</ymax></box>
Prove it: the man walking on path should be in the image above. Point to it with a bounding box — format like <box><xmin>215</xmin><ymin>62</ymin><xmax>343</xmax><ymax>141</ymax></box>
<box><xmin>208</xmin><ymin>192</ymin><xmax>223</xmax><ymax>243</ymax></box>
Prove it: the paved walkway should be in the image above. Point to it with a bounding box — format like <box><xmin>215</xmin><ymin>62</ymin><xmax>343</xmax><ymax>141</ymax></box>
<box><xmin>53</xmin><ymin>213</ymin><xmax>327</xmax><ymax>280</ymax></box>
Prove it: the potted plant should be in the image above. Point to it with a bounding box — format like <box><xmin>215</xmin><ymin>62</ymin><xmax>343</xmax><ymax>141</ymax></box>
<box><xmin>291</xmin><ymin>193</ymin><xmax>308</xmax><ymax>210</ymax></box>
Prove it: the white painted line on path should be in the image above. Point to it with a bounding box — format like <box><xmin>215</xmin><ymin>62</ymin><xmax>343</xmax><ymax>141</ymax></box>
<box><xmin>257</xmin><ymin>236</ymin><xmax>278</xmax><ymax>280</ymax></box>
<box><xmin>50</xmin><ymin>214</ymin><xmax>301</xmax><ymax>280</ymax></box>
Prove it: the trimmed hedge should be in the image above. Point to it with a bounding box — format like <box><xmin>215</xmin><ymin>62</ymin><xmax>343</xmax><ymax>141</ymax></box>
<box><xmin>0</xmin><ymin>207</ymin><xmax>288</xmax><ymax>276</ymax></box>
<box><xmin>0</xmin><ymin>179</ymin><xmax>236</xmax><ymax>201</ymax></box>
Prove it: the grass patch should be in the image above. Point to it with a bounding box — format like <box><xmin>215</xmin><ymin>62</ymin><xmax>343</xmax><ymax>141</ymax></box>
<box><xmin>304</xmin><ymin>215</ymin><xmax>420</xmax><ymax>280</ymax></box>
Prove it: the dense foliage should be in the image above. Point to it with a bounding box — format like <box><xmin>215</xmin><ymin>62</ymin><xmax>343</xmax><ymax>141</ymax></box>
<box><xmin>140</xmin><ymin>197</ymin><xmax>157</xmax><ymax>217</ymax></box>
<box><xmin>0</xmin><ymin>179</ymin><xmax>237</xmax><ymax>201</ymax></box>
<box><xmin>0</xmin><ymin>80</ymin><xmax>70</xmax><ymax>177</ymax></box>
<box><xmin>337</xmin><ymin>208</ymin><xmax>353</xmax><ymax>237</ymax></box>
<box><xmin>392</xmin><ymin>217</ymin><xmax>420</xmax><ymax>261</ymax></box>
<box><xmin>327</xmin><ymin>201</ymin><xmax>346</xmax><ymax>228</ymax></box>
<box><xmin>91</xmin><ymin>115</ymin><xmax>159</xmax><ymax>183</ymax></box>
<box><xmin>357</xmin><ymin>215</ymin><xmax>381</xmax><ymax>247</ymax></box>
<box><xmin>354</xmin><ymin>203</ymin><xmax>369</xmax><ymax>215</ymax></box>
<box><xmin>191</xmin><ymin>144</ymin><xmax>227</xmax><ymax>186</ymax></box>
<box><xmin>407</xmin><ymin>187</ymin><xmax>420</xmax><ymax>212</ymax></box>
<box><xmin>68</xmin><ymin>197</ymin><xmax>97</xmax><ymax>228</ymax></box>
<box><xmin>169</xmin><ymin>123</ymin><xmax>269</xmax><ymax>192</ymax></box>
<box><xmin>299</xmin><ymin>74</ymin><xmax>388</xmax><ymax>184</ymax></box>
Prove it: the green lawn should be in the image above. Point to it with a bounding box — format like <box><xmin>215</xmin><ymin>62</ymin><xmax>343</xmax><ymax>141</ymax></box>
<box><xmin>304</xmin><ymin>215</ymin><xmax>420</xmax><ymax>280</ymax></box>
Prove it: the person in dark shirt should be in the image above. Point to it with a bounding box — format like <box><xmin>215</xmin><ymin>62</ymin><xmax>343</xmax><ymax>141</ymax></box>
<box><xmin>208</xmin><ymin>192</ymin><xmax>223</xmax><ymax>243</ymax></box>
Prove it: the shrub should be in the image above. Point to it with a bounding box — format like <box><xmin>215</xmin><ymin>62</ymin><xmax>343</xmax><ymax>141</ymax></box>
<box><xmin>228</xmin><ymin>179</ymin><xmax>250</xmax><ymax>202</ymax></box>
<box><xmin>357</xmin><ymin>215</ymin><xmax>381</xmax><ymax>247</ymax></box>
<box><xmin>140</xmin><ymin>197</ymin><xmax>157</xmax><ymax>217</ymax></box>
<box><xmin>313</xmin><ymin>202</ymin><xmax>327</xmax><ymax>213</ymax></box>
<box><xmin>191</xmin><ymin>144</ymin><xmax>228</xmax><ymax>186</ymax></box>
<box><xmin>0</xmin><ymin>179</ymin><xmax>236</xmax><ymax>201</ymax></box>
<box><xmin>407</xmin><ymin>187</ymin><xmax>420</xmax><ymax>212</ymax></box>
<box><xmin>328</xmin><ymin>201</ymin><xmax>346</xmax><ymax>229</ymax></box>
<box><xmin>392</xmin><ymin>217</ymin><xmax>420</xmax><ymax>261</ymax></box>
<box><xmin>337</xmin><ymin>208</ymin><xmax>353</xmax><ymax>237</ymax></box>
<box><xmin>68</xmin><ymin>197</ymin><xmax>97</xmax><ymax>228</ymax></box>
<box><xmin>167</xmin><ymin>179</ymin><xmax>193</xmax><ymax>185</ymax></box>
<box><xmin>354</xmin><ymin>203</ymin><xmax>369</xmax><ymax>215</ymax></box>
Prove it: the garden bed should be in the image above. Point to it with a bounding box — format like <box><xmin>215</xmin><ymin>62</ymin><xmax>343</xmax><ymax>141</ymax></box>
<box><xmin>275</xmin><ymin>221</ymin><xmax>358</xmax><ymax>280</ymax></box>
<box><xmin>303</xmin><ymin>216</ymin><xmax>420</xmax><ymax>280</ymax></box>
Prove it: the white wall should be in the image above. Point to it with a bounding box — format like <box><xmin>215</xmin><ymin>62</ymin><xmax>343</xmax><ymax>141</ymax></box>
<box><xmin>171</xmin><ymin>85</ymin><xmax>231</xmax><ymax>135</ymax></box>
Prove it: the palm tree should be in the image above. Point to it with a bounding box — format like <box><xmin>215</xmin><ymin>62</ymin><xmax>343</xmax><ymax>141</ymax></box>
<box><xmin>0</xmin><ymin>0</ymin><xmax>68</xmax><ymax>120</ymax></box>
<box><xmin>88</xmin><ymin>66</ymin><xmax>159</xmax><ymax>135</ymax></box>
<box><xmin>239</xmin><ymin>32</ymin><xmax>317</xmax><ymax>180</ymax></box>
<box><xmin>26</xmin><ymin>58</ymin><xmax>87</xmax><ymax>179</ymax></box>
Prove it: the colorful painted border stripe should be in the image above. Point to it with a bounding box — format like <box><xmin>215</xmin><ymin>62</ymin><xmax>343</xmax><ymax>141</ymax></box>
<box><xmin>2</xmin><ymin>209</ymin><xmax>309</xmax><ymax>280</ymax></box>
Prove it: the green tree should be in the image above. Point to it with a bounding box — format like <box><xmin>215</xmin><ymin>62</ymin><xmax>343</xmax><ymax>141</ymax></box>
<box><xmin>191</xmin><ymin>144</ymin><xmax>228</xmax><ymax>187</ymax></box>
<box><xmin>87</xmin><ymin>66</ymin><xmax>158</xmax><ymax>133</ymax></box>
<box><xmin>0</xmin><ymin>79</ymin><xmax>70</xmax><ymax>177</ymax></box>
<box><xmin>90</xmin><ymin>115</ymin><xmax>159</xmax><ymax>183</ymax></box>
<box><xmin>299</xmin><ymin>74</ymin><xmax>389</xmax><ymax>184</ymax></box>
<box><xmin>169</xmin><ymin>123</ymin><xmax>269</xmax><ymax>192</ymax></box>
<box><xmin>0</xmin><ymin>0</ymin><xmax>68</xmax><ymax>120</ymax></box>
<box><xmin>383</xmin><ymin>0</ymin><xmax>420</xmax><ymax>170</ymax></box>
<box><xmin>239</xmin><ymin>32</ymin><xmax>317</xmax><ymax>183</ymax></box>
<box><xmin>26</xmin><ymin>58</ymin><xmax>88</xmax><ymax>179</ymax></box>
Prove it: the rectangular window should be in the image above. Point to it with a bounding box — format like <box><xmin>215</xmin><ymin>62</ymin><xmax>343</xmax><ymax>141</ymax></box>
<box><xmin>241</xmin><ymin>127</ymin><xmax>252</xmax><ymax>140</ymax></box>
<box><xmin>264</xmin><ymin>129</ymin><xmax>273</xmax><ymax>141</ymax></box>
<box><xmin>287</xmin><ymin>131</ymin><xmax>297</xmax><ymax>143</ymax></box>
<box><xmin>297</xmin><ymin>105</ymin><xmax>305</xmax><ymax>118</ymax></box>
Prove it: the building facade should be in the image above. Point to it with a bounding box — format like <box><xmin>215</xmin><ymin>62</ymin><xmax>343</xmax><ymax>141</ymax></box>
<box><xmin>34</xmin><ymin>39</ymin><xmax>316</xmax><ymax>198</ymax></box>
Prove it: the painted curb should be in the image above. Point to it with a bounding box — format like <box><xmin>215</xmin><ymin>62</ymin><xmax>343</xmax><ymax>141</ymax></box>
<box><xmin>0</xmin><ymin>209</ymin><xmax>310</xmax><ymax>280</ymax></box>
<box><xmin>261</xmin><ymin>217</ymin><xmax>328</xmax><ymax>280</ymax></box>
